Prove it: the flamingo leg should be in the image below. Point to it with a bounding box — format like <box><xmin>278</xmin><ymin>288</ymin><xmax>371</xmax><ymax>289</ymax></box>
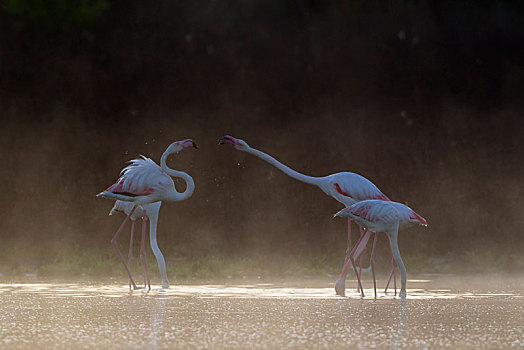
<box><xmin>357</xmin><ymin>226</ymin><xmax>366</xmax><ymax>292</ymax></box>
<box><xmin>139</xmin><ymin>209</ymin><xmax>151</xmax><ymax>291</ymax></box>
<box><xmin>339</xmin><ymin>230</ymin><xmax>372</xmax><ymax>297</ymax></box>
<box><xmin>351</xmin><ymin>231</ymin><xmax>372</xmax><ymax>266</ymax></box>
<box><xmin>346</xmin><ymin>218</ymin><xmax>352</xmax><ymax>254</ymax></box>
<box><xmin>111</xmin><ymin>206</ymin><xmax>138</xmax><ymax>290</ymax></box>
<box><xmin>384</xmin><ymin>258</ymin><xmax>394</xmax><ymax>294</ymax></box>
<box><xmin>127</xmin><ymin>220</ymin><xmax>135</xmax><ymax>290</ymax></box>
<box><xmin>384</xmin><ymin>258</ymin><xmax>398</xmax><ymax>295</ymax></box>
<box><xmin>370</xmin><ymin>232</ymin><xmax>378</xmax><ymax>299</ymax></box>
<box><xmin>351</xmin><ymin>230</ymin><xmax>373</xmax><ymax>297</ymax></box>
<box><xmin>394</xmin><ymin>259</ymin><xmax>397</xmax><ymax>295</ymax></box>
<box><xmin>335</xmin><ymin>231</ymin><xmax>367</xmax><ymax>296</ymax></box>
<box><xmin>341</xmin><ymin>218</ymin><xmax>352</xmax><ymax>269</ymax></box>
<box><xmin>349</xmin><ymin>255</ymin><xmax>365</xmax><ymax>298</ymax></box>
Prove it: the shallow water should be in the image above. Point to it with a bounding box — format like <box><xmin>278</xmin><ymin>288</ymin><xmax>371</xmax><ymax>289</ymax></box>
<box><xmin>1</xmin><ymin>276</ymin><xmax>523</xmax><ymax>349</ymax></box>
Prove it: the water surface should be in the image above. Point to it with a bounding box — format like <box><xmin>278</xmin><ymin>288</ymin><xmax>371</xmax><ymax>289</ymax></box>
<box><xmin>1</xmin><ymin>276</ymin><xmax>523</xmax><ymax>349</ymax></box>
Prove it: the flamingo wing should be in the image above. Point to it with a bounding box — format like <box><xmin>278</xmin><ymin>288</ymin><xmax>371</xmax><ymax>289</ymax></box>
<box><xmin>349</xmin><ymin>200</ymin><xmax>399</xmax><ymax>224</ymax></box>
<box><xmin>105</xmin><ymin>156</ymin><xmax>174</xmax><ymax>196</ymax></box>
<box><xmin>331</xmin><ymin>172</ymin><xmax>390</xmax><ymax>201</ymax></box>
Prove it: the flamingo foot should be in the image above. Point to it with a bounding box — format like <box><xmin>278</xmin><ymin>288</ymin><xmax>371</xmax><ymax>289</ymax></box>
<box><xmin>399</xmin><ymin>289</ymin><xmax>406</xmax><ymax>299</ymax></box>
<box><xmin>162</xmin><ymin>281</ymin><xmax>170</xmax><ymax>289</ymax></box>
<box><xmin>335</xmin><ymin>278</ymin><xmax>346</xmax><ymax>296</ymax></box>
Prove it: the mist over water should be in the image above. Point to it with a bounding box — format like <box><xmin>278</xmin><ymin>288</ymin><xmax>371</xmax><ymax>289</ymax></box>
<box><xmin>0</xmin><ymin>1</ymin><xmax>522</xmax><ymax>275</ymax></box>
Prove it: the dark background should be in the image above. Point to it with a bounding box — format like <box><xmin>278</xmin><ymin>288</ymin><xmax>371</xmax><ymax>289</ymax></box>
<box><xmin>0</xmin><ymin>0</ymin><xmax>522</xmax><ymax>275</ymax></box>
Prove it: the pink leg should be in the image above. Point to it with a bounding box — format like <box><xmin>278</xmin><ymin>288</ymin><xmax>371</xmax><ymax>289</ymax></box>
<box><xmin>358</xmin><ymin>226</ymin><xmax>366</xmax><ymax>291</ymax></box>
<box><xmin>127</xmin><ymin>220</ymin><xmax>135</xmax><ymax>290</ymax></box>
<box><xmin>384</xmin><ymin>235</ymin><xmax>398</xmax><ymax>295</ymax></box>
<box><xmin>370</xmin><ymin>232</ymin><xmax>378</xmax><ymax>299</ymax></box>
<box><xmin>336</xmin><ymin>228</ymin><xmax>367</xmax><ymax>296</ymax></box>
<box><xmin>350</xmin><ymin>255</ymin><xmax>365</xmax><ymax>298</ymax></box>
<box><xmin>385</xmin><ymin>259</ymin><xmax>394</xmax><ymax>294</ymax></box>
<box><xmin>340</xmin><ymin>230</ymin><xmax>372</xmax><ymax>297</ymax></box>
<box><xmin>341</xmin><ymin>218</ymin><xmax>352</xmax><ymax>265</ymax></box>
<box><xmin>347</xmin><ymin>218</ymin><xmax>352</xmax><ymax>253</ymax></box>
<box><xmin>340</xmin><ymin>231</ymin><xmax>367</xmax><ymax>278</ymax></box>
<box><xmin>352</xmin><ymin>231</ymin><xmax>372</xmax><ymax>264</ymax></box>
<box><xmin>139</xmin><ymin>209</ymin><xmax>151</xmax><ymax>291</ymax></box>
<box><xmin>111</xmin><ymin>206</ymin><xmax>138</xmax><ymax>289</ymax></box>
<box><xmin>394</xmin><ymin>260</ymin><xmax>397</xmax><ymax>295</ymax></box>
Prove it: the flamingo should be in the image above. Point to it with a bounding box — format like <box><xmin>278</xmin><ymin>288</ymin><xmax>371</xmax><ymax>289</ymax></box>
<box><xmin>97</xmin><ymin>139</ymin><xmax>197</xmax><ymax>290</ymax></box>
<box><xmin>218</xmin><ymin>135</ymin><xmax>392</xmax><ymax>295</ymax></box>
<box><xmin>334</xmin><ymin>199</ymin><xmax>427</xmax><ymax>299</ymax></box>
<box><xmin>109</xmin><ymin>201</ymin><xmax>169</xmax><ymax>289</ymax></box>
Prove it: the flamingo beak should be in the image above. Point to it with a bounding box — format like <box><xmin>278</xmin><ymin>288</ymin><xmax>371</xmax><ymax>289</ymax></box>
<box><xmin>218</xmin><ymin>135</ymin><xmax>235</xmax><ymax>146</ymax></box>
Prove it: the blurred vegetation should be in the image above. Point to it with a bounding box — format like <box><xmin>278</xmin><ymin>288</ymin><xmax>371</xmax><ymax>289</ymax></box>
<box><xmin>3</xmin><ymin>247</ymin><xmax>524</xmax><ymax>280</ymax></box>
<box><xmin>0</xmin><ymin>0</ymin><xmax>522</xmax><ymax>277</ymax></box>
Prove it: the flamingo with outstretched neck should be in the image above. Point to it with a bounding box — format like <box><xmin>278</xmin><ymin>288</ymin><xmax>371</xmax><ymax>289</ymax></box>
<box><xmin>218</xmin><ymin>135</ymin><xmax>392</xmax><ymax>296</ymax></box>
<box><xmin>109</xmin><ymin>201</ymin><xmax>169</xmax><ymax>289</ymax></box>
<box><xmin>334</xmin><ymin>199</ymin><xmax>427</xmax><ymax>298</ymax></box>
<box><xmin>97</xmin><ymin>139</ymin><xmax>197</xmax><ymax>290</ymax></box>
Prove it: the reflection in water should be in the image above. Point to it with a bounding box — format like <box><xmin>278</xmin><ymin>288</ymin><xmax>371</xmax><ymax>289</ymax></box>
<box><xmin>0</xmin><ymin>277</ymin><xmax>523</xmax><ymax>349</ymax></box>
<box><xmin>149</xmin><ymin>297</ymin><xmax>166</xmax><ymax>350</ymax></box>
<box><xmin>392</xmin><ymin>300</ymin><xmax>406</xmax><ymax>349</ymax></box>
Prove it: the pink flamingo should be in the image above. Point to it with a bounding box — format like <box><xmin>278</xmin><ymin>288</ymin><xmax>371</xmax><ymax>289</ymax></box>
<box><xmin>97</xmin><ymin>139</ymin><xmax>197</xmax><ymax>290</ymax></box>
<box><xmin>334</xmin><ymin>199</ymin><xmax>427</xmax><ymax>299</ymax></box>
<box><xmin>109</xmin><ymin>201</ymin><xmax>169</xmax><ymax>289</ymax></box>
<box><xmin>218</xmin><ymin>135</ymin><xmax>392</xmax><ymax>295</ymax></box>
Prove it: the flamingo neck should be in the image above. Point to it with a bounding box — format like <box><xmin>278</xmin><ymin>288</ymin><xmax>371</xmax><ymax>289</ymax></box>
<box><xmin>148</xmin><ymin>206</ymin><xmax>169</xmax><ymax>287</ymax></box>
<box><xmin>244</xmin><ymin>146</ymin><xmax>321</xmax><ymax>186</ymax></box>
<box><xmin>387</xmin><ymin>225</ymin><xmax>407</xmax><ymax>293</ymax></box>
<box><xmin>160</xmin><ymin>148</ymin><xmax>195</xmax><ymax>202</ymax></box>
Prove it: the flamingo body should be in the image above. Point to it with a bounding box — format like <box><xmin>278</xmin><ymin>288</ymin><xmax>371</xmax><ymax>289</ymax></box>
<box><xmin>97</xmin><ymin>139</ymin><xmax>197</xmax><ymax>206</ymax></box>
<box><xmin>335</xmin><ymin>199</ymin><xmax>427</xmax><ymax>298</ymax></box>
<box><xmin>318</xmin><ymin>172</ymin><xmax>390</xmax><ymax>207</ymax></box>
<box><xmin>336</xmin><ymin>200</ymin><xmax>427</xmax><ymax>230</ymax></box>
<box><xmin>104</xmin><ymin>157</ymin><xmax>174</xmax><ymax>204</ymax></box>
<box><xmin>98</xmin><ymin>139</ymin><xmax>197</xmax><ymax>290</ymax></box>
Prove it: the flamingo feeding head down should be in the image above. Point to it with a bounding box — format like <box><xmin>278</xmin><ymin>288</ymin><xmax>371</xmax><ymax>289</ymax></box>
<box><xmin>218</xmin><ymin>135</ymin><xmax>398</xmax><ymax>295</ymax></box>
<box><xmin>97</xmin><ymin>139</ymin><xmax>197</xmax><ymax>290</ymax></box>
<box><xmin>334</xmin><ymin>199</ymin><xmax>427</xmax><ymax>299</ymax></box>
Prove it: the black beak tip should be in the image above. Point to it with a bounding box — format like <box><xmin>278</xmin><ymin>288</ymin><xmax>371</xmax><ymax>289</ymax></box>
<box><xmin>218</xmin><ymin>136</ymin><xmax>227</xmax><ymax>146</ymax></box>
<box><xmin>192</xmin><ymin>141</ymin><xmax>198</xmax><ymax>149</ymax></box>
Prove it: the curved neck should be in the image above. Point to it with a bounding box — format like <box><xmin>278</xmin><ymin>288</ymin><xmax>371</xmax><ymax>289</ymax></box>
<box><xmin>244</xmin><ymin>146</ymin><xmax>321</xmax><ymax>186</ymax></box>
<box><xmin>161</xmin><ymin>148</ymin><xmax>195</xmax><ymax>201</ymax></box>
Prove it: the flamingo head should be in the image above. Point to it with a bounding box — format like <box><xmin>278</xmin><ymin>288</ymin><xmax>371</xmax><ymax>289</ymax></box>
<box><xmin>168</xmin><ymin>139</ymin><xmax>198</xmax><ymax>152</ymax></box>
<box><xmin>333</xmin><ymin>207</ymin><xmax>352</xmax><ymax>218</ymax></box>
<box><xmin>179</xmin><ymin>139</ymin><xmax>198</xmax><ymax>149</ymax></box>
<box><xmin>218</xmin><ymin>135</ymin><xmax>249</xmax><ymax>151</ymax></box>
<box><xmin>109</xmin><ymin>206</ymin><xmax>118</xmax><ymax>216</ymax></box>
<box><xmin>109</xmin><ymin>201</ymin><xmax>122</xmax><ymax>216</ymax></box>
